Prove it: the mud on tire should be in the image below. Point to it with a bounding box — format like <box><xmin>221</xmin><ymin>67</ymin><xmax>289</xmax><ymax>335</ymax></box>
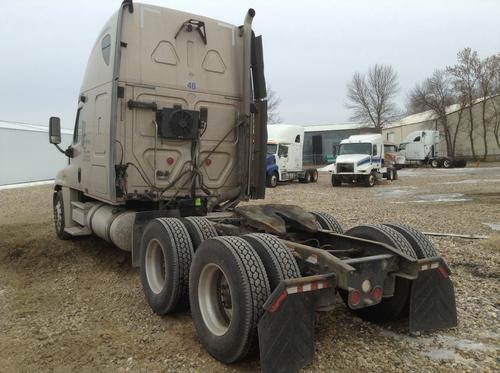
<box><xmin>189</xmin><ymin>236</ymin><xmax>270</xmax><ymax>363</ymax></box>
<box><xmin>341</xmin><ymin>224</ymin><xmax>417</xmax><ymax>322</ymax></box>
<box><xmin>140</xmin><ymin>218</ymin><xmax>194</xmax><ymax>315</ymax></box>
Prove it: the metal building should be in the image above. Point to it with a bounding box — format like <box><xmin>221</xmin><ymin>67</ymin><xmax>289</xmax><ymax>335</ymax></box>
<box><xmin>383</xmin><ymin>94</ymin><xmax>500</xmax><ymax>160</ymax></box>
<box><xmin>0</xmin><ymin>121</ymin><xmax>73</xmax><ymax>185</ymax></box>
<box><xmin>302</xmin><ymin>123</ymin><xmax>377</xmax><ymax>165</ymax></box>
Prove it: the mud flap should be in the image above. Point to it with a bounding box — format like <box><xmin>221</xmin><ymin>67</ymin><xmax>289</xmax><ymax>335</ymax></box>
<box><xmin>258</xmin><ymin>291</ymin><xmax>315</xmax><ymax>373</ymax></box>
<box><xmin>409</xmin><ymin>269</ymin><xmax>457</xmax><ymax>333</ymax></box>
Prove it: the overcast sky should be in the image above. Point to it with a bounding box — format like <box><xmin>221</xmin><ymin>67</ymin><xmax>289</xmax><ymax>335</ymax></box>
<box><xmin>1</xmin><ymin>0</ymin><xmax>499</xmax><ymax>129</ymax></box>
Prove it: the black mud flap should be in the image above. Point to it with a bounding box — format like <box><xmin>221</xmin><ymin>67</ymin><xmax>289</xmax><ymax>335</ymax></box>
<box><xmin>409</xmin><ymin>269</ymin><xmax>457</xmax><ymax>333</ymax></box>
<box><xmin>258</xmin><ymin>291</ymin><xmax>315</xmax><ymax>373</ymax></box>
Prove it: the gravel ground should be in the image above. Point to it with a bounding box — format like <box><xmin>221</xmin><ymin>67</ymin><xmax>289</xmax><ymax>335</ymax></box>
<box><xmin>0</xmin><ymin>165</ymin><xmax>499</xmax><ymax>372</ymax></box>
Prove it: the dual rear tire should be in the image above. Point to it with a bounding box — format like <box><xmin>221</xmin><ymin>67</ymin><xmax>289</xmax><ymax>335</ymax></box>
<box><xmin>140</xmin><ymin>218</ymin><xmax>300</xmax><ymax>363</ymax></box>
<box><xmin>341</xmin><ymin>223</ymin><xmax>438</xmax><ymax>323</ymax></box>
<box><xmin>190</xmin><ymin>234</ymin><xmax>299</xmax><ymax>363</ymax></box>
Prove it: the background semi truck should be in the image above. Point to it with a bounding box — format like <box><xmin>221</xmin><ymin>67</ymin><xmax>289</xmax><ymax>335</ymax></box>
<box><xmin>328</xmin><ymin>134</ymin><xmax>398</xmax><ymax>187</ymax></box>
<box><xmin>398</xmin><ymin>130</ymin><xmax>467</xmax><ymax>168</ymax></box>
<box><xmin>265</xmin><ymin>124</ymin><xmax>318</xmax><ymax>187</ymax></box>
<box><xmin>47</xmin><ymin>2</ymin><xmax>457</xmax><ymax>371</ymax></box>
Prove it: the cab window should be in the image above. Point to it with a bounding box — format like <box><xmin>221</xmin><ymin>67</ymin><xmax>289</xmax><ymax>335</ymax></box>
<box><xmin>73</xmin><ymin>108</ymin><xmax>83</xmax><ymax>144</ymax></box>
<box><xmin>372</xmin><ymin>144</ymin><xmax>378</xmax><ymax>156</ymax></box>
<box><xmin>278</xmin><ymin>144</ymin><xmax>289</xmax><ymax>158</ymax></box>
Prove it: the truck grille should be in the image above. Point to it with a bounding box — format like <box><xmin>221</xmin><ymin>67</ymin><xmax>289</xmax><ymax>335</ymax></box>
<box><xmin>337</xmin><ymin>163</ymin><xmax>354</xmax><ymax>173</ymax></box>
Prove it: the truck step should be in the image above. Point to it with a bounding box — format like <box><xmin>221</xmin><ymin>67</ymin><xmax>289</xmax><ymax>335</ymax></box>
<box><xmin>64</xmin><ymin>226</ymin><xmax>92</xmax><ymax>236</ymax></box>
<box><xmin>71</xmin><ymin>201</ymin><xmax>92</xmax><ymax>210</ymax></box>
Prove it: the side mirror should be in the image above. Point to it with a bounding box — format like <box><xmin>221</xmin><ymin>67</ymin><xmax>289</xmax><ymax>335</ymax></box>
<box><xmin>49</xmin><ymin>117</ymin><xmax>62</xmax><ymax>144</ymax></box>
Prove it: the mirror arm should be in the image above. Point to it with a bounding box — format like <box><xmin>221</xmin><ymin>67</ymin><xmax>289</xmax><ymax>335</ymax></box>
<box><xmin>54</xmin><ymin>144</ymin><xmax>66</xmax><ymax>155</ymax></box>
<box><xmin>53</xmin><ymin>144</ymin><xmax>74</xmax><ymax>158</ymax></box>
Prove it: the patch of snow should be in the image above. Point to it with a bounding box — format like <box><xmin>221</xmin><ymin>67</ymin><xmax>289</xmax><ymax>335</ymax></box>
<box><xmin>482</xmin><ymin>223</ymin><xmax>500</xmax><ymax>231</ymax></box>
<box><xmin>0</xmin><ymin>180</ymin><xmax>54</xmax><ymax>191</ymax></box>
<box><xmin>380</xmin><ymin>329</ymin><xmax>498</xmax><ymax>362</ymax></box>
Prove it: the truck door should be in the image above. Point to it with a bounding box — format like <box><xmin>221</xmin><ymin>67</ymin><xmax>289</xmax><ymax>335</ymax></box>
<box><xmin>67</xmin><ymin>106</ymin><xmax>86</xmax><ymax>189</ymax></box>
<box><xmin>277</xmin><ymin>144</ymin><xmax>289</xmax><ymax>176</ymax></box>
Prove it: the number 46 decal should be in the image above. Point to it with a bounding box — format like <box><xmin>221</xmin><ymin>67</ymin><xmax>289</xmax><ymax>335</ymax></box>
<box><xmin>187</xmin><ymin>81</ymin><xmax>197</xmax><ymax>90</ymax></box>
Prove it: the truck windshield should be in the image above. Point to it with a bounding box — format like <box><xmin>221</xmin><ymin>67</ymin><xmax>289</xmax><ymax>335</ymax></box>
<box><xmin>339</xmin><ymin>143</ymin><xmax>372</xmax><ymax>155</ymax></box>
<box><xmin>267</xmin><ymin>144</ymin><xmax>278</xmax><ymax>154</ymax></box>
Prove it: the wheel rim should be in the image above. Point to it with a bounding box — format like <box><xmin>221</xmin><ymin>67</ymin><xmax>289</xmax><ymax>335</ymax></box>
<box><xmin>444</xmin><ymin>160</ymin><xmax>450</xmax><ymax>167</ymax></box>
<box><xmin>55</xmin><ymin>199</ymin><xmax>63</xmax><ymax>231</ymax></box>
<box><xmin>431</xmin><ymin>160</ymin><xmax>438</xmax><ymax>167</ymax></box>
<box><xmin>271</xmin><ymin>175</ymin><xmax>277</xmax><ymax>187</ymax></box>
<box><xmin>145</xmin><ymin>239</ymin><xmax>167</xmax><ymax>294</ymax></box>
<box><xmin>198</xmin><ymin>263</ymin><xmax>233</xmax><ymax>336</ymax></box>
<box><xmin>370</xmin><ymin>175</ymin><xmax>375</xmax><ymax>186</ymax></box>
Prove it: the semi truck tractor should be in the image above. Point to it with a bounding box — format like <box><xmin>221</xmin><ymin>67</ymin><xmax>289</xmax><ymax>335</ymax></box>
<box><xmin>329</xmin><ymin>134</ymin><xmax>398</xmax><ymax>187</ymax></box>
<box><xmin>48</xmin><ymin>2</ymin><xmax>457</xmax><ymax>371</ymax></box>
<box><xmin>398</xmin><ymin>130</ymin><xmax>467</xmax><ymax>168</ymax></box>
<box><xmin>265</xmin><ymin>124</ymin><xmax>318</xmax><ymax>187</ymax></box>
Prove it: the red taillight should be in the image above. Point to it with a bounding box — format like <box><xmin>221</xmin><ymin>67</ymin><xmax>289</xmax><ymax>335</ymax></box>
<box><xmin>371</xmin><ymin>287</ymin><xmax>382</xmax><ymax>301</ymax></box>
<box><xmin>166</xmin><ymin>157</ymin><xmax>174</xmax><ymax>166</ymax></box>
<box><xmin>205</xmin><ymin>158</ymin><xmax>212</xmax><ymax>166</ymax></box>
<box><xmin>349</xmin><ymin>290</ymin><xmax>361</xmax><ymax>306</ymax></box>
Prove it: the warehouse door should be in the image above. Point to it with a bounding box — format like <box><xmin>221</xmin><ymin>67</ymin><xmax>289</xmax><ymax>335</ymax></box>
<box><xmin>312</xmin><ymin>135</ymin><xmax>323</xmax><ymax>165</ymax></box>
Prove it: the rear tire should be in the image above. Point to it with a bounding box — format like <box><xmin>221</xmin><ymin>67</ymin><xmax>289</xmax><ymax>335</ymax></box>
<box><xmin>383</xmin><ymin>223</ymin><xmax>437</xmax><ymax>259</ymax></box>
<box><xmin>189</xmin><ymin>236</ymin><xmax>270</xmax><ymax>363</ymax></box>
<box><xmin>140</xmin><ymin>218</ymin><xmax>194</xmax><ymax>315</ymax></box>
<box><xmin>53</xmin><ymin>190</ymin><xmax>72</xmax><ymax>240</ymax></box>
<box><xmin>309</xmin><ymin>211</ymin><xmax>343</xmax><ymax>233</ymax></box>
<box><xmin>242</xmin><ymin>233</ymin><xmax>300</xmax><ymax>290</ymax></box>
<box><xmin>304</xmin><ymin>170</ymin><xmax>312</xmax><ymax>183</ymax></box>
<box><xmin>310</xmin><ymin>169</ymin><xmax>319</xmax><ymax>182</ymax></box>
<box><xmin>430</xmin><ymin>159</ymin><xmax>439</xmax><ymax>168</ymax></box>
<box><xmin>341</xmin><ymin>224</ymin><xmax>417</xmax><ymax>322</ymax></box>
<box><xmin>386</xmin><ymin>168</ymin><xmax>394</xmax><ymax>181</ymax></box>
<box><xmin>181</xmin><ymin>216</ymin><xmax>218</xmax><ymax>251</ymax></box>
<box><xmin>443</xmin><ymin>158</ymin><xmax>454</xmax><ymax>168</ymax></box>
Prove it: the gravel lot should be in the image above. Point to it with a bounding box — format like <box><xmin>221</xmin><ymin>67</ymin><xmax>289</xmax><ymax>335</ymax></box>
<box><xmin>0</xmin><ymin>165</ymin><xmax>499</xmax><ymax>372</ymax></box>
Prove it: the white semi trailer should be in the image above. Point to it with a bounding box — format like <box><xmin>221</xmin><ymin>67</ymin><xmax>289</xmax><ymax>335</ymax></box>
<box><xmin>266</xmin><ymin>124</ymin><xmax>318</xmax><ymax>187</ymax></box>
<box><xmin>329</xmin><ymin>134</ymin><xmax>397</xmax><ymax>187</ymax></box>
<box><xmin>47</xmin><ymin>2</ymin><xmax>457</xmax><ymax>371</ymax></box>
<box><xmin>399</xmin><ymin>130</ymin><xmax>467</xmax><ymax>168</ymax></box>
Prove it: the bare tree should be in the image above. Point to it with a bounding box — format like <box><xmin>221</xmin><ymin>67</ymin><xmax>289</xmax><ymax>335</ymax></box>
<box><xmin>447</xmin><ymin>48</ymin><xmax>481</xmax><ymax>160</ymax></box>
<box><xmin>408</xmin><ymin>69</ymin><xmax>456</xmax><ymax>155</ymax></box>
<box><xmin>346</xmin><ymin>64</ymin><xmax>400</xmax><ymax>132</ymax></box>
<box><xmin>414</xmin><ymin>72</ymin><xmax>453</xmax><ymax>153</ymax></box>
<box><xmin>266</xmin><ymin>87</ymin><xmax>282</xmax><ymax>124</ymax></box>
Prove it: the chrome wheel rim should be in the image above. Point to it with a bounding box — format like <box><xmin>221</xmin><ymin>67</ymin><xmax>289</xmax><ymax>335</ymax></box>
<box><xmin>145</xmin><ymin>239</ymin><xmax>167</xmax><ymax>294</ymax></box>
<box><xmin>55</xmin><ymin>199</ymin><xmax>63</xmax><ymax>231</ymax></box>
<box><xmin>198</xmin><ymin>263</ymin><xmax>232</xmax><ymax>336</ymax></box>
